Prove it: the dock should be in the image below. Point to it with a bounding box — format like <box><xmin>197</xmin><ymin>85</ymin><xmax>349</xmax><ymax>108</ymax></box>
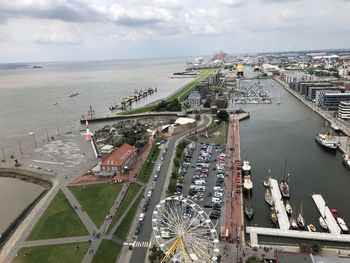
<box><xmin>335</xmin><ymin>136</ymin><xmax>349</xmax><ymax>155</ymax></box>
<box><xmin>120</xmin><ymin>88</ymin><xmax>157</xmax><ymax>110</ymax></box>
<box><xmin>269</xmin><ymin>178</ymin><xmax>290</xmax><ymax>230</ymax></box>
<box><xmin>312</xmin><ymin>194</ymin><xmax>341</xmax><ymax>235</ymax></box>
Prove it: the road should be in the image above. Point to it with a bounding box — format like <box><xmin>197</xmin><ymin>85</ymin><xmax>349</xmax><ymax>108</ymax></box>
<box><xmin>128</xmin><ymin>114</ymin><xmax>211</xmax><ymax>263</ymax></box>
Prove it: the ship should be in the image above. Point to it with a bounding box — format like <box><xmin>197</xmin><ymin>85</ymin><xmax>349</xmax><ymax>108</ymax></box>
<box><xmin>242</xmin><ymin>160</ymin><xmax>251</xmax><ymax>175</ymax></box>
<box><xmin>265</xmin><ymin>189</ymin><xmax>273</xmax><ymax>206</ymax></box>
<box><xmin>319</xmin><ymin>216</ymin><xmax>328</xmax><ymax>230</ymax></box>
<box><xmin>337</xmin><ymin>217</ymin><xmax>349</xmax><ymax>233</ymax></box>
<box><xmin>69</xmin><ymin>92</ymin><xmax>79</xmax><ymax>97</ymax></box>
<box><xmin>279</xmin><ymin>158</ymin><xmax>290</xmax><ymax>198</ymax></box>
<box><xmin>245</xmin><ymin>189</ymin><xmax>254</xmax><ymax>220</ymax></box>
<box><xmin>315</xmin><ymin>133</ymin><xmax>338</xmax><ymax>150</ymax></box>
<box><xmin>307</xmin><ymin>224</ymin><xmax>316</xmax><ymax>232</ymax></box>
<box><xmin>285</xmin><ymin>200</ymin><xmax>292</xmax><ymax>216</ymax></box>
<box><xmin>243</xmin><ymin>175</ymin><xmax>253</xmax><ymax>192</ymax></box>
<box><xmin>343</xmin><ymin>154</ymin><xmax>350</xmax><ymax>169</ymax></box>
<box><xmin>270</xmin><ymin>207</ymin><xmax>278</xmax><ymax>225</ymax></box>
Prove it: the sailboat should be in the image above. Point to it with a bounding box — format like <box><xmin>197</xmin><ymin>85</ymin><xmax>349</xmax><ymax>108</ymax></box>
<box><xmin>263</xmin><ymin>169</ymin><xmax>271</xmax><ymax>187</ymax></box>
<box><xmin>297</xmin><ymin>202</ymin><xmax>305</xmax><ymax>229</ymax></box>
<box><xmin>245</xmin><ymin>190</ymin><xmax>254</xmax><ymax>220</ymax></box>
<box><xmin>279</xmin><ymin>158</ymin><xmax>290</xmax><ymax>198</ymax></box>
<box><xmin>277</xmin><ymin>91</ymin><xmax>281</xmax><ymax>105</ymax></box>
<box><xmin>265</xmin><ymin>189</ymin><xmax>273</xmax><ymax>206</ymax></box>
<box><xmin>285</xmin><ymin>200</ymin><xmax>292</xmax><ymax>216</ymax></box>
<box><xmin>290</xmin><ymin>216</ymin><xmax>298</xmax><ymax>230</ymax></box>
<box><xmin>319</xmin><ymin>217</ymin><xmax>328</xmax><ymax>230</ymax></box>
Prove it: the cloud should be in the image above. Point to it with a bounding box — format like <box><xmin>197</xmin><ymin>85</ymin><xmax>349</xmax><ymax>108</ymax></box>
<box><xmin>35</xmin><ymin>33</ymin><xmax>81</xmax><ymax>45</ymax></box>
<box><xmin>218</xmin><ymin>0</ymin><xmax>245</xmax><ymax>7</ymax></box>
<box><xmin>184</xmin><ymin>8</ymin><xmax>220</xmax><ymax>35</ymax></box>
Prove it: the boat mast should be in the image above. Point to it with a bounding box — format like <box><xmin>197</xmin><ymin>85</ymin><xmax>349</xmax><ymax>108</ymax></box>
<box><xmin>283</xmin><ymin>157</ymin><xmax>287</xmax><ymax>182</ymax></box>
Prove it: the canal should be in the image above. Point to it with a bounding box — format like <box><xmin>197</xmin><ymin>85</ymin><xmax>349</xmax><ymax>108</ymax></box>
<box><xmin>239</xmin><ymin>74</ymin><xmax>350</xmax><ymax>244</ymax></box>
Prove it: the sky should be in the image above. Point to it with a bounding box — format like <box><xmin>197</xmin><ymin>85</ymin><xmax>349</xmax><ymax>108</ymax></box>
<box><xmin>0</xmin><ymin>0</ymin><xmax>349</xmax><ymax>62</ymax></box>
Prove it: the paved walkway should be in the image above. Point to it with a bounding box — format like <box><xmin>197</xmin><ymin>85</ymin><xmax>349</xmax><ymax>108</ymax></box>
<box><xmin>22</xmin><ymin>236</ymin><xmax>90</xmax><ymax>247</ymax></box>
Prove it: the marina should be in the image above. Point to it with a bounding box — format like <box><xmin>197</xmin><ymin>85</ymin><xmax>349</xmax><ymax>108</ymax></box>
<box><xmin>269</xmin><ymin>178</ymin><xmax>290</xmax><ymax>230</ymax></box>
<box><xmin>119</xmin><ymin>87</ymin><xmax>157</xmax><ymax>110</ymax></box>
<box><xmin>236</xmin><ymin>80</ymin><xmax>272</xmax><ymax>104</ymax></box>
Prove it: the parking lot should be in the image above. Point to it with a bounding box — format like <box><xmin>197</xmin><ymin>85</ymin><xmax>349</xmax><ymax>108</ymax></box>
<box><xmin>175</xmin><ymin>142</ymin><xmax>227</xmax><ymax>222</ymax></box>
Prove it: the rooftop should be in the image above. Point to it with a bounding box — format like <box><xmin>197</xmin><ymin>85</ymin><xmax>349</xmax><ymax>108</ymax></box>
<box><xmin>101</xmin><ymin>143</ymin><xmax>136</xmax><ymax>166</ymax></box>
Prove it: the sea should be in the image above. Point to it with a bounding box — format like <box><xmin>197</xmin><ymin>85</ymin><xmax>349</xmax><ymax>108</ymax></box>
<box><xmin>0</xmin><ymin>57</ymin><xmax>191</xmax><ymax>234</ymax></box>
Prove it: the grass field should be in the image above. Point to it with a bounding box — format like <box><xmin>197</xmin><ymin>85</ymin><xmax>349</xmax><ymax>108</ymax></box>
<box><xmin>119</xmin><ymin>69</ymin><xmax>214</xmax><ymax>115</ymax></box>
<box><xmin>188</xmin><ymin>120</ymin><xmax>228</xmax><ymax>145</ymax></box>
<box><xmin>91</xmin><ymin>240</ymin><xmax>122</xmax><ymax>263</ymax></box>
<box><xmin>69</xmin><ymin>183</ymin><xmax>123</xmax><ymax>228</ymax></box>
<box><xmin>138</xmin><ymin>144</ymin><xmax>160</xmax><ymax>183</ymax></box>
<box><xmin>13</xmin><ymin>242</ymin><xmax>89</xmax><ymax>263</ymax></box>
<box><xmin>113</xmin><ymin>191</ymin><xmax>143</xmax><ymax>240</ymax></box>
<box><xmin>107</xmin><ymin>183</ymin><xmax>142</xmax><ymax>233</ymax></box>
<box><xmin>27</xmin><ymin>190</ymin><xmax>88</xmax><ymax>240</ymax></box>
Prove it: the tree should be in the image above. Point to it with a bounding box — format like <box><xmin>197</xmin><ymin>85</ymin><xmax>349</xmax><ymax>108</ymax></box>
<box><xmin>195</xmin><ymin>114</ymin><xmax>201</xmax><ymax>121</ymax></box>
<box><xmin>245</xmin><ymin>256</ymin><xmax>259</xmax><ymax>263</ymax></box>
<box><xmin>217</xmin><ymin>110</ymin><xmax>229</xmax><ymax>122</ymax></box>
<box><xmin>311</xmin><ymin>241</ymin><xmax>322</xmax><ymax>254</ymax></box>
<box><xmin>148</xmin><ymin>245</ymin><xmax>164</xmax><ymax>263</ymax></box>
<box><xmin>203</xmin><ymin>101</ymin><xmax>211</xmax><ymax>108</ymax></box>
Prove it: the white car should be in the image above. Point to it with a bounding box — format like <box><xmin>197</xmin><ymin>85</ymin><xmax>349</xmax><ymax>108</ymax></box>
<box><xmin>139</xmin><ymin>213</ymin><xmax>145</xmax><ymax>222</ymax></box>
<box><xmin>147</xmin><ymin>190</ymin><xmax>153</xmax><ymax>197</ymax></box>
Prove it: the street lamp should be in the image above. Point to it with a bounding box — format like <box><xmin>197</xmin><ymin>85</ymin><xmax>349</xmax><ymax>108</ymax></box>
<box><xmin>28</xmin><ymin>132</ymin><xmax>37</xmax><ymax>148</ymax></box>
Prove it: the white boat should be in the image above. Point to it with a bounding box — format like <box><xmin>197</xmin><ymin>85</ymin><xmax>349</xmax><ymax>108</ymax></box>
<box><xmin>337</xmin><ymin>217</ymin><xmax>349</xmax><ymax>233</ymax></box>
<box><xmin>297</xmin><ymin>213</ymin><xmax>305</xmax><ymax>229</ymax></box>
<box><xmin>243</xmin><ymin>175</ymin><xmax>253</xmax><ymax>191</ymax></box>
<box><xmin>308</xmin><ymin>224</ymin><xmax>316</xmax><ymax>232</ymax></box>
<box><xmin>315</xmin><ymin>133</ymin><xmax>338</xmax><ymax>150</ymax></box>
<box><xmin>265</xmin><ymin>189</ymin><xmax>273</xmax><ymax>206</ymax></box>
<box><xmin>343</xmin><ymin>154</ymin><xmax>350</xmax><ymax>169</ymax></box>
<box><xmin>285</xmin><ymin>200</ymin><xmax>292</xmax><ymax>215</ymax></box>
<box><xmin>290</xmin><ymin>217</ymin><xmax>298</xmax><ymax>230</ymax></box>
<box><xmin>242</xmin><ymin>160</ymin><xmax>251</xmax><ymax>175</ymax></box>
<box><xmin>319</xmin><ymin>216</ymin><xmax>328</xmax><ymax>230</ymax></box>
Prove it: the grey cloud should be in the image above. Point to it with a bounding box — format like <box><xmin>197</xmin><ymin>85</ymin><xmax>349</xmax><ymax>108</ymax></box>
<box><xmin>115</xmin><ymin>15</ymin><xmax>167</xmax><ymax>27</ymax></box>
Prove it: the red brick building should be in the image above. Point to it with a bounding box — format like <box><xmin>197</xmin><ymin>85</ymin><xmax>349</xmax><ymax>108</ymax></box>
<box><xmin>101</xmin><ymin>143</ymin><xmax>137</xmax><ymax>176</ymax></box>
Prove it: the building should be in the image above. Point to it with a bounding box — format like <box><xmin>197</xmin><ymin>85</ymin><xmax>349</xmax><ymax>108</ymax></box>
<box><xmin>236</xmin><ymin>64</ymin><xmax>244</xmax><ymax>77</ymax></box>
<box><xmin>195</xmin><ymin>81</ymin><xmax>209</xmax><ymax>98</ymax></box>
<box><xmin>187</xmin><ymin>91</ymin><xmax>201</xmax><ymax>107</ymax></box>
<box><xmin>298</xmin><ymin>82</ymin><xmax>334</xmax><ymax>95</ymax></box>
<box><xmin>338</xmin><ymin>101</ymin><xmax>350</xmax><ymax>119</ymax></box>
<box><xmin>100</xmin><ymin>143</ymin><xmax>137</xmax><ymax>176</ymax></box>
<box><xmin>315</xmin><ymin>89</ymin><xmax>343</xmax><ymax>106</ymax></box>
<box><xmin>100</xmin><ymin>144</ymin><xmax>114</xmax><ymax>154</ymax></box>
<box><xmin>216</xmin><ymin>95</ymin><xmax>227</xmax><ymax>108</ymax></box>
<box><xmin>206</xmin><ymin>92</ymin><xmax>216</xmax><ymax>106</ymax></box>
<box><xmin>169</xmin><ymin>117</ymin><xmax>197</xmax><ymax>135</ymax></box>
<box><xmin>305</xmin><ymin>86</ymin><xmax>341</xmax><ymax>101</ymax></box>
<box><xmin>320</xmin><ymin>92</ymin><xmax>350</xmax><ymax>110</ymax></box>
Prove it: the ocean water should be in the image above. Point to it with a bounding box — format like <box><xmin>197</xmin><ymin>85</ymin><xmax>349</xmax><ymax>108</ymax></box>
<box><xmin>0</xmin><ymin>58</ymin><xmax>191</xmax><ymax>145</ymax></box>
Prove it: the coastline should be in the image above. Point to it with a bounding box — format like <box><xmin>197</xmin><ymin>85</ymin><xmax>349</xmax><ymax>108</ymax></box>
<box><xmin>0</xmin><ymin>168</ymin><xmax>59</xmax><ymax>263</ymax></box>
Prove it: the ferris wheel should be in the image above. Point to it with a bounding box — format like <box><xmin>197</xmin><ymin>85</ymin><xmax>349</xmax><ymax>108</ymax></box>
<box><xmin>152</xmin><ymin>196</ymin><xmax>220</xmax><ymax>262</ymax></box>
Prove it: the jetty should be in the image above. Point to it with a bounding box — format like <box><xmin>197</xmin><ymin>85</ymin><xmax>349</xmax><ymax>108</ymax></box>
<box><xmin>246</xmin><ymin>192</ymin><xmax>350</xmax><ymax>247</ymax></box>
<box><xmin>80</xmin><ymin>112</ymin><xmax>180</xmax><ymax>123</ymax></box>
<box><xmin>120</xmin><ymin>88</ymin><xmax>157</xmax><ymax>110</ymax></box>
<box><xmin>312</xmin><ymin>194</ymin><xmax>341</xmax><ymax>235</ymax></box>
<box><xmin>269</xmin><ymin>178</ymin><xmax>290</xmax><ymax>230</ymax></box>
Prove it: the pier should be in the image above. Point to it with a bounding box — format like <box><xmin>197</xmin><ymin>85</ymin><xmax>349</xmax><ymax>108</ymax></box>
<box><xmin>269</xmin><ymin>178</ymin><xmax>290</xmax><ymax>230</ymax></box>
<box><xmin>80</xmin><ymin>112</ymin><xmax>180</xmax><ymax>123</ymax></box>
<box><xmin>120</xmin><ymin>88</ymin><xmax>157</xmax><ymax>110</ymax></box>
<box><xmin>312</xmin><ymin>194</ymin><xmax>341</xmax><ymax>235</ymax></box>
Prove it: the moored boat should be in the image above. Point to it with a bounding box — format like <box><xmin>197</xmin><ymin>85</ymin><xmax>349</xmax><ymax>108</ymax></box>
<box><xmin>69</xmin><ymin>92</ymin><xmax>79</xmax><ymax>97</ymax></box>
<box><xmin>331</xmin><ymin>208</ymin><xmax>338</xmax><ymax>219</ymax></box>
<box><xmin>337</xmin><ymin>217</ymin><xmax>349</xmax><ymax>233</ymax></box>
<box><xmin>279</xmin><ymin>158</ymin><xmax>290</xmax><ymax>198</ymax></box>
<box><xmin>290</xmin><ymin>217</ymin><xmax>298</xmax><ymax>230</ymax></box>
<box><xmin>263</xmin><ymin>169</ymin><xmax>271</xmax><ymax>187</ymax></box>
<box><xmin>270</xmin><ymin>207</ymin><xmax>278</xmax><ymax>225</ymax></box>
<box><xmin>243</xmin><ymin>175</ymin><xmax>253</xmax><ymax>192</ymax></box>
<box><xmin>285</xmin><ymin>200</ymin><xmax>292</xmax><ymax>216</ymax></box>
<box><xmin>265</xmin><ymin>189</ymin><xmax>273</xmax><ymax>206</ymax></box>
<box><xmin>245</xmin><ymin>204</ymin><xmax>254</xmax><ymax>220</ymax></box>
<box><xmin>297</xmin><ymin>213</ymin><xmax>305</xmax><ymax>229</ymax></box>
<box><xmin>242</xmin><ymin>160</ymin><xmax>251</xmax><ymax>175</ymax></box>
<box><xmin>308</xmin><ymin>224</ymin><xmax>316</xmax><ymax>232</ymax></box>
<box><xmin>343</xmin><ymin>154</ymin><xmax>350</xmax><ymax>169</ymax></box>
<box><xmin>331</xmin><ymin>122</ymin><xmax>341</xmax><ymax>132</ymax></box>
<box><xmin>315</xmin><ymin>133</ymin><xmax>338</xmax><ymax>150</ymax></box>
<box><xmin>319</xmin><ymin>216</ymin><xmax>328</xmax><ymax>230</ymax></box>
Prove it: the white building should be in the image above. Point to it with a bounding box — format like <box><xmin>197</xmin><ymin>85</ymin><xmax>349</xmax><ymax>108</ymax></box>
<box><xmin>338</xmin><ymin>101</ymin><xmax>350</xmax><ymax>120</ymax></box>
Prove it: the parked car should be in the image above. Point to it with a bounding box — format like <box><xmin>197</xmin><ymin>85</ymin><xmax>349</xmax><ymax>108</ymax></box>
<box><xmin>139</xmin><ymin>213</ymin><xmax>145</xmax><ymax>222</ymax></box>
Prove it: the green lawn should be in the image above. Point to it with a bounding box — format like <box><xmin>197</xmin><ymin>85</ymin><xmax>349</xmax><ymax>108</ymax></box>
<box><xmin>113</xmin><ymin>191</ymin><xmax>143</xmax><ymax>240</ymax></box>
<box><xmin>188</xmin><ymin>121</ymin><xmax>228</xmax><ymax>145</ymax></box>
<box><xmin>138</xmin><ymin>144</ymin><xmax>161</xmax><ymax>183</ymax></box>
<box><xmin>69</xmin><ymin>183</ymin><xmax>123</xmax><ymax>228</ymax></box>
<box><xmin>27</xmin><ymin>190</ymin><xmax>88</xmax><ymax>240</ymax></box>
<box><xmin>107</xmin><ymin>183</ymin><xmax>142</xmax><ymax>234</ymax></box>
<box><xmin>119</xmin><ymin>69</ymin><xmax>214</xmax><ymax>115</ymax></box>
<box><xmin>13</xmin><ymin>242</ymin><xmax>90</xmax><ymax>263</ymax></box>
<box><xmin>91</xmin><ymin>240</ymin><xmax>122</xmax><ymax>263</ymax></box>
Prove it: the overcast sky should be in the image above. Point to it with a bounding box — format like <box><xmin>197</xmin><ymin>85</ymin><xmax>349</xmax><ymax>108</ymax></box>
<box><xmin>0</xmin><ymin>0</ymin><xmax>349</xmax><ymax>62</ymax></box>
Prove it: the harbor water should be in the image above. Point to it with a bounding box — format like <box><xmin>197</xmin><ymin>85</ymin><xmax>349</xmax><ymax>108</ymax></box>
<box><xmin>240</xmin><ymin>76</ymin><xmax>350</xmax><ymax>244</ymax></box>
